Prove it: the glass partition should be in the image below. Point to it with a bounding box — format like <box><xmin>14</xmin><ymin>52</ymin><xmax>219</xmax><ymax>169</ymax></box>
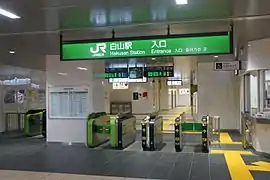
<box><xmin>250</xmin><ymin>72</ymin><xmax>258</xmax><ymax>115</ymax></box>
<box><xmin>264</xmin><ymin>70</ymin><xmax>270</xmax><ymax>109</ymax></box>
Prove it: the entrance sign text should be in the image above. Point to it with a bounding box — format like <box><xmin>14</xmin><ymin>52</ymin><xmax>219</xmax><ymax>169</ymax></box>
<box><xmin>61</xmin><ymin>32</ymin><xmax>232</xmax><ymax>60</ymax></box>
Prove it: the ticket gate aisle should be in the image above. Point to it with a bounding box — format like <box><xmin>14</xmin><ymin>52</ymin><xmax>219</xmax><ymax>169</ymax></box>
<box><xmin>141</xmin><ymin>113</ymin><xmax>164</xmax><ymax>151</ymax></box>
<box><xmin>86</xmin><ymin>112</ymin><xmax>136</xmax><ymax>149</ymax></box>
<box><xmin>24</xmin><ymin>109</ymin><xmax>46</xmax><ymax>137</ymax></box>
<box><xmin>174</xmin><ymin>115</ymin><xmax>213</xmax><ymax>153</ymax></box>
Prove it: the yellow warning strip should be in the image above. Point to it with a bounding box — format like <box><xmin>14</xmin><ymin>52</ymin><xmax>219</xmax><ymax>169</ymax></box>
<box><xmin>224</xmin><ymin>151</ymin><xmax>254</xmax><ymax>180</ymax></box>
<box><xmin>220</xmin><ymin>132</ymin><xmax>242</xmax><ymax>145</ymax></box>
<box><xmin>248</xmin><ymin>166</ymin><xmax>270</xmax><ymax>172</ymax></box>
<box><xmin>211</xmin><ymin>150</ymin><xmax>253</xmax><ymax>155</ymax></box>
<box><xmin>182</xmin><ymin>131</ymin><xmax>202</xmax><ymax>135</ymax></box>
<box><xmin>163</xmin><ymin>112</ymin><xmax>183</xmax><ymax>131</ymax></box>
<box><xmin>248</xmin><ymin>161</ymin><xmax>270</xmax><ymax>172</ymax></box>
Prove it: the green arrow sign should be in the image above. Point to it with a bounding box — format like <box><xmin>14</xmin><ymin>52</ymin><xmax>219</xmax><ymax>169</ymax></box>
<box><xmin>61</xmin><ymin>32</ymin><xmax>232</xmax><ymax>60</ymax></box>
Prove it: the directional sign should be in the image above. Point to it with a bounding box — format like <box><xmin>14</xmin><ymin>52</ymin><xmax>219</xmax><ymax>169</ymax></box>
<box><xmin>61</xmin><ymin>32</ymin><xmax>232</xmax><ymax>60</ymax></box>
<box><xmin>214</xmin><ymin>61</ymin><xmax>239</xmax><ymax>71</ymax></box>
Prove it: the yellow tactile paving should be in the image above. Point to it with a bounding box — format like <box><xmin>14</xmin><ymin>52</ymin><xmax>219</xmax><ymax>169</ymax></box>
<box><xmin>211</xmin><ymin>150</ymin><xmax>255</xmax><ymax>180</ymax></box>
<box><xmin>211</xmin><ymin>150</ymin><xmax>253</xmax><ymax>155</ymax></box>
<box><xmin>163</xmin><ymin>112</ymin><xmax>182</xmax><ymax>131</ymax></box>
<box><xmin>182</xmin><ymin>131</ymin><xmax>202</xmax><ymax>134</ymax></box>
<box><xmin>220</xmin><ymin>132</ymin><xmax>242</xmax><ymax>145</ymax></box>
<box><xmin>224</xmin><ymin>151</ymin><xmax>254</xmax><ymax>180</ymax></box>
<box><xmin>247</xmin><ymin>161</ymin><xmax>270</xmax><ymax>172</ymax></box>
<box><xmin>162</xmin><ymin>107</ymin><xmax>191</xmax><ymax>131</ymax></box>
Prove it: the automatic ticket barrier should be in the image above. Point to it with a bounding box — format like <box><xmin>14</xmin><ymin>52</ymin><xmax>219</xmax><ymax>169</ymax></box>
<box><xmin>86</xmin><ymin>112</ymin><xmax>110</xmax><ymax>147</ymax></box>
<box><xmin>110</xmin><ymin>113</ymin><xmax>136</xmax><ymax>149</ymax></box>
<box><xmin>141</xmin><ymin>113</ymin><xmax>164</xmax><ymax>151</ymax></box>
<box><xmin>86</xmin><ymin>112</ymin><xmax>136</xmax><ymax>149</ymax></box>
<box><xmin>174</xmin><ymin>114</ymin><xmax>210</xmax><ymax>153</ymax></box>
<box><xmin>24</xmin><ymin>109</ymin><xmax>46</xmax><ymax>137</ymax></box>
<box><xmin>201</xmin><ymin>116</ymin><xmax>209</xmax><ymax>153</ymax></box>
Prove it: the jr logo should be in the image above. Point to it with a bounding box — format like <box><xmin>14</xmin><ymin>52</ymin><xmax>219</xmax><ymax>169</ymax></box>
<box><xmin>90</xmin><ymin>43</ymin><xmax>107</xmax><ymax>54</ymax></box>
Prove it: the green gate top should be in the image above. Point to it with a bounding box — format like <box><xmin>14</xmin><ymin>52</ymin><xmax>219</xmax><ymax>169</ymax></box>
<box><xmin>61</xmin><ymin>32</ymin><xmax>232</xmax><ymax>60</ymax></box>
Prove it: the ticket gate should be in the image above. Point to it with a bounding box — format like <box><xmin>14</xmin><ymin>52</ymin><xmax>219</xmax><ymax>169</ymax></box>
<box><xmin>86</xmin><ymin>112</ymin><xmax>136</xmax><ymax>149</ymax></box>
<box><xmin>24</xmin><ymin>109</ymin><xmax>46</xmax><ymax>137</ymax></box>
<box><xmin>86</xmin><ymin>112</ymin><xmax>110</xmax><ymax>147</ymax></box>
<box><xmin>174</xmin><ymin>115</ymin><xmax>210</xmax><ymax>153</ymax></box>
<box><xmin>110</xmin><ymin>113</ymin><xmax>136</xmax><ymax>149</ymax></box>
<box><xmin>141</xmin><ymin>113</ymin><xmax>164</xmax><ymax>151</ymax></box>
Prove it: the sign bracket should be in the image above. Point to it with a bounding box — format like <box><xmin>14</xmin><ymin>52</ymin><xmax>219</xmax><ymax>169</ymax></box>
<box><xmin>167</xmin><ymin>25</ymin><xmax>171</xmax><ymax>36</ymax></box>
<box><xmin>112</xmin><ymin>29</ymin><xmax>115</xmax><ymax>40</ymax></box>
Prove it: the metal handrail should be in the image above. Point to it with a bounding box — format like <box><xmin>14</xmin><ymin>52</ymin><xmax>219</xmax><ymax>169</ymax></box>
<box><xmin>207</xmin><ymin>115</ymin><xmax>221</xmax><ymax>145</ymax></box>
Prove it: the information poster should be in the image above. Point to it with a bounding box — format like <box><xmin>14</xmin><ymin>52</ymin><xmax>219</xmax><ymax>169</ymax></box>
<box><xmin>49</xmin><ymin>86</ymin><xmax>89</xmax><ymax>119</ymax></box>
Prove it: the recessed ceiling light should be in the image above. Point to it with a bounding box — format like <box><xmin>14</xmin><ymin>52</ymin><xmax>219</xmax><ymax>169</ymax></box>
<box><xmin>58</xmin><ymin>72</ymin><xmax>67</xmax><ymax>76</ymax></box>
<box><xmin>214</xmin><ymin>56</ymin><xmax>219</xmax><ymax>58</ymax></box>
<box><xmin>0</xmin><ymin>8</ymin><xmax>20</xmax><ymax>19</ymax></box>
<box><xmin>152</xmin><ymin>57</ymin><xmax>156</xmax><ymax>60</ymax></box>
<box><xmin>77</xmin><ymin>67</ymin><xmax>88</xmax><ymax>71</ymax></box>
<box><xmin>9</xmin><ymin>50</ymin><xmax>15</xmax><ymax>54</ymax></box>
<box><xmin>175</xmin><ymin>0</ymin><xmax>188</xmax><ymax>5</ymax></box>
<box><xmin>248</xmin><ymin>44</ymin><xmax>251</xmax><ymax>47</ymax></box>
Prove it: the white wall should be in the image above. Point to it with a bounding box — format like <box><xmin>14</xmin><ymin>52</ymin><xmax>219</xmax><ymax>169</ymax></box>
<box><xmin>107</xmin><ymin>80</ymin><xmax>165</xmax><ymax>114</ymax></box>
<box><xmin>177</xmin><ymin>92</ymin><xmax>190</xmax><ymax>107</ymax></box>
<box><xmin>46</xmin><ymin>55</ymin><xmax>105</xmax><ymax>143</ymax></box>
<box><xmin>248</xmin><ymin>38</ymin><xmax>270</xmax><ymax>71</ymax></box>
<box><xmin>197</xmin><ymin>62</ymin><xmax>240</xmax><ymax>130</ymax></box>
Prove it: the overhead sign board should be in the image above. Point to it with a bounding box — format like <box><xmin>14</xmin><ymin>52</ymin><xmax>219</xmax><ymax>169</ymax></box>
<box><xmin>214</xmin><ymin>61</ymin><xmax>239</xmax><ymax>71</ymax></box>
<box><xmin>61</xmin><ymin>32</ymin><xmax>232</xmax><ymax>60</ymax></box>
<box><xmin>144</xmin><ymin>66</ymin><xmax>174</xmax><ymax>77</ymax></box>
<box><xmin>109</xmin><ymin>77</ymin><xmax>147</xmax><ymax>83</ymax></box>
<box><xmin>167</xmin><ymin>80</ymin><xmax>183</xmax><ymax>86</ymax></box>
<box><xmin>105</xmin><ymin>68</ymin><xmax>129</xmax><ymax>79</ymax></box>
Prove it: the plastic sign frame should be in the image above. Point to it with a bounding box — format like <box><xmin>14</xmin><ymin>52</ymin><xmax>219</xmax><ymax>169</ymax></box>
<box><xmin>60</xmin><ymin>31</ymin><xmax>233</xmax><ymax>61</ymax></box>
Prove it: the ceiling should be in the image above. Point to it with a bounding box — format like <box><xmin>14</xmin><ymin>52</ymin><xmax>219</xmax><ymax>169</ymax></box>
<box><xmin>0</xmin><ymin>0</ymin><xmax>270</xmax><ymax>70</ymax></box>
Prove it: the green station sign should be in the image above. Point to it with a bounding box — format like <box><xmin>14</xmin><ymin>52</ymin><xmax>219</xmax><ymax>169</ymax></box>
<box><xmin>61</xmin><ymin>32</ymin><xmax>232</xmax><ymax>60</ymax></box>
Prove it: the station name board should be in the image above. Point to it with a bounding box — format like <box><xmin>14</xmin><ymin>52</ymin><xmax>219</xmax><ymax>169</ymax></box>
<box><xmin>61</xmin><ymin>32</ymin><xmax>232</xmax><ymax>60</ymax></box>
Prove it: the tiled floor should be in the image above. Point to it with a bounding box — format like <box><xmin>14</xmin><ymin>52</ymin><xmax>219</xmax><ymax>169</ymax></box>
<box><xmin>0</xmin><ymin>170</ymin><xmax>157</xmax><ymax>180</ymax></box>
<box><xmin>0</xmin><ymin>141</ymin><xmax>231</xmax><ymax>180</ymax></box>
<box><xmin>0</xmin><ymin>123</ymin><xmax>270</xmax><ymax>180</ymax></box>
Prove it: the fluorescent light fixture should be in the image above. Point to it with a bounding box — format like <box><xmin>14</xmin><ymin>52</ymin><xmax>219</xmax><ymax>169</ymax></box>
<box><xmin>77</xmin><ymin>67</ymin><xmax>88</xmax><ymax>71</ymax></box>
<box><xmin>58</xmin><ymin>72</ymin><xmax>67</xmax><ymax>76</ymax></box>
<box><xmin>214</xmin><ymin>55</ymin><xmax>219</xmax><ymax>58</ymax></box>
<box><xmin>175</xmin><ymin>0</ymin><xmax>188</xmax><ymax>5</ymax></box>
<box><xmin>9</xmin><ymin>50</ymin><xmax>15</xmax><ymax>54</ymax></box>
<box><xmin>0</xmin><ymin>8</ymin><xmax>20</xmax><ymax>19</ymax></box>
<box><xmin>151</xmin><ymin>57</ymin><xmax>156</xmax><ymax>60</ymax></box>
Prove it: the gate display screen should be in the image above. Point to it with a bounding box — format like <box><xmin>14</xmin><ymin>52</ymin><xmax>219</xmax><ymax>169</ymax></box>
<box><xmin>61</xmin><ymin>32</ymin><xmax>232</xmax><ymax>60</ymax></box>
<box><xmin>129</xmin><ymin>67</ymin><xmax>144</xmax><ymax>79</ymax></box>
<box><xmin>105</xmin><ymin>68</ymin><xmax>128</xmax><ymax>79</ymax></box>
<box><xmin>144</xmin><ymin>66</ymin><xmax>174</xmax><ymax>77</ymax></box>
